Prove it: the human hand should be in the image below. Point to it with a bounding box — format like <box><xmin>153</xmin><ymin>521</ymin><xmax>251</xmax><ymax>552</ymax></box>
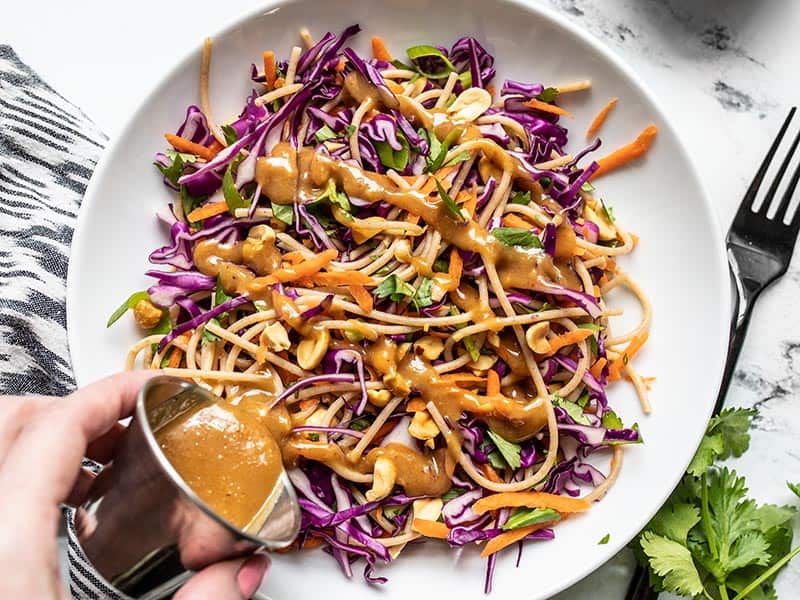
<box><xmin>0</xmin><ymin>372</ymin><xmax>270</xmax><ymax>599</ymax></box>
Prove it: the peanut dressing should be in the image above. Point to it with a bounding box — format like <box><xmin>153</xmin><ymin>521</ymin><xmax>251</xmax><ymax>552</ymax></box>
<box><xmin>156</xmin><ymin>399</ymin><xmax>283</xmax><ymax>529</ymax></box>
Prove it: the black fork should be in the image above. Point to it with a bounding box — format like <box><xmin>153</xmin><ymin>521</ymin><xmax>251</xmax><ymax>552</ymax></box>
<box><xmin>626</xmin><ymin>107</ymin><xmax>800</xmax><ymax>600</ymax></box>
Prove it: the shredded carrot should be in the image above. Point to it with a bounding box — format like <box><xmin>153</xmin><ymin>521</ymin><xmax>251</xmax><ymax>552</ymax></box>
<box><xmin>167</xmin><ymin>347</ymin><xmax>183</xmax><ymax>368</ymax></box>
<box><xmin>301</xmin><ymin>535</ymin><xmax>325</xmax><ymax>550</ymax></box>
<box><xmin>298</xmin><ymin>398</ymin><xmax>320</xmax><ymax>412</ymax></box>
<box><xmin>419</xmin><ymin>167</ymin><xmax>456</xmax><ymax>194</ymax></box>
<box><xmin>310</xmin><ymin>271</ymin><xmax>374</xmax><ymax>287</ymax></box>
<box><xmin>486</xmin><ymin>369</ymin><xmax>500</xmax><ymax>396</ymax></box>
<box><xmin>263</xmin><ymin>249</ymin><xmax>338</xmax><ymax>284</ymax></box>
<box><xmin>589</xmin><ymin>357</ymin><xmax>607</xmax><ymax>380</ymax></box>
<box><xmin>586</xmin><ymin>97</ymin><xmax>618</xmax><ymax>139</ymax></box>
<box><xmin>349</xmin><ymin>284</ymin><xmax>374</xmax><ymax>313</ymax></box>
<box><xmin>447</xmin><ymin>248</ymin><xmax>463</xmax><ymax>290</ymax></box>
<box><xmin>606</xmin><ymin>258</ymin><xmax>617</xmax><ymax>272</ymax></box>
<box><xmin>481</xmin><ymin>522</ymin><xmax>555</xmax><ymax>558</ymax></box>
<box><xmin>407</xmin><ymin>398</ymin><xmax>427</xmax><ymax>412</ymax></box>
<box><xmin>282</xmin><ymin>251</ymin><xmax>308</xmax><ymax>264</ymax></box>
<box><xmin>590</xmin><ymin>125</ymin><xmax>658</xmax><ymax>180</ymax></box>
<box><xmin>274</xmin><ymin>77</ymin><xmax>285</xmax><ymax>89</ymax></box>
<box><xmin>608</xmin><ymin>331</ymin><xmax>649</xmax><ymax>381</ymax></box>
<box><xmin>487</xmin><ymin>84</ymin><xmax>495</xmax><ymax>98</ymax></box>
<box><xmin>256</xmin><ymin>336</ymin><xmax>268</xmax><ymax>365</ymax></box>
<box><xmin>593</xmin><ymin>284</ymin><xmax>601</xmax><ymax>297</ymax></box>
<box><xmin>207</xmin><ymin>139</ymin><xmax>225</xmax><ymax>158</ymax></box>
<box><xmin>412</xmin><ymin>518</ymin><xmax>450</xmax><ymax>539</ymax></box>
<box><xmin>371</xmin><ymin>36</ymin><xmax>392</xmax><ymax>61</ymax></box>
<box><xmin>164</xmin><ymin>133</ymin><xmax>213</xmax><ymax>160</ymax></box>
<box><xmin>542</xmin><ymin>329</ymin><xmax>593</xmax><ymax>357</ymax></box>
<box><xmin>386</xmin><ymin>80</ymin><xmax>405</xmax><ymax>94</ymax></box>
<box><xmin>501</xmin><ymin>214</ymin><xmax>535</xmax><ymax>229</ymax></box>
<box><xmin>186</xmin><ymin>201</ymin><xmax>229</xmax><ymax>222</ymax></box>
<box><xmin>439</xmin><ymin>373</ymin><xmax>485</xmax><ymax>385</ymax></box>
<box><xmin>335</xmin><ymin>57</ymin><xmax>346</xmax><ymax>72</ymax></box>
<box><xmin>481</xmin><ymin>463</ymin><xmax>503</xmax><ymax>484</ymax></box>
<box><xmin>473</xmin><ymin>492</ymin><xmax>591</xmax><ymax>515</ymax></box>
<box><xmin>263</xmin><ymin>51</ymin><xmax>276</xmax><ymax>90</ymax></box>
<box><xmin>523</xmin><ymin>98</ymin><xmax>573</xmax><ymax>118</ymax></box>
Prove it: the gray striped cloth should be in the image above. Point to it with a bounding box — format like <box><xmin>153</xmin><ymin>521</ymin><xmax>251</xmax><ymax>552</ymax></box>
<box><xmin>0</xmin><ymin>46</ymin><xmax>122</xmax><ymax>599</ymax></box>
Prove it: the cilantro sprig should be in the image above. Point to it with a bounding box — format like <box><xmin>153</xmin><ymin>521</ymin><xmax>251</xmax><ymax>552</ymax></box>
<box><xmin>634</xmin><ymin>408</ymin><xmax>800</xmax><ymax>600</ymax></box>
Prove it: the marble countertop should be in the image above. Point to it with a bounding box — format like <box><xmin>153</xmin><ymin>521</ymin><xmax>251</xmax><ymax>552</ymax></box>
<box><xmin>3</xmin><ymin>0</ymin><xmax>799</xmax><ymax>597</ymax></box>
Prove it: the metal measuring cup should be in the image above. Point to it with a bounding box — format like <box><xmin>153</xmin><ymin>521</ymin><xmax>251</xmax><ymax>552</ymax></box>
<box><xmin>73</xmin><ymin>376</ymin><xmax>301</xmax><ymax>599</ymax></box>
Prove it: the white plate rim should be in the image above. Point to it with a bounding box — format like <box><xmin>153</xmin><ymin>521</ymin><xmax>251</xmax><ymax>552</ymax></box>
<box><xmin>66</xmin><ymin>0</ymin><xmax>732</xmax><ymax>596</ymax></box>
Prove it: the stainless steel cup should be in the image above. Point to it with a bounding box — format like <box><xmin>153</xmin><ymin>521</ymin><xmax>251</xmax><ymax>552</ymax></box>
<box><xmin>73</xmin><ymin>376</ymin><xmax>300</xmax><ymax>599</ymax></box>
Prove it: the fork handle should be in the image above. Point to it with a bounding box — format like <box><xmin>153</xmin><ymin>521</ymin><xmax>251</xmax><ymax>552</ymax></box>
<box><xmin>625</xmin><ymin>267</ymin><xmax>747</xmax><ymax>600</ymax></box>
<box><xmin>713</xmin><ymin>268</ymin><xmax>748</xmax><ymax>413</ymax></box>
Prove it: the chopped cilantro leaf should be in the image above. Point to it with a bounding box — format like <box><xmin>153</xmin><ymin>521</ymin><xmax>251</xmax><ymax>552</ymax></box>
<box><xmin>373</xmin><ymin>274</ymin><xmax>417</xmax><ymax>303</ymax></box>
<box><xmin>221</xmin><ymin>124</ymin><xmax>239</xmax><ymax>146</ymax></box>
<box><xmin>492</xmin><ymin>227</ymin><xmax>543</xmax><ymax>249</ymax></box>
<box><xmin>510</xmin><ymin>190</ymin><xmax>531</xmax><ymax>205</ymax></box>
<box><xmin>154</xmin><ymin>153</ymin><xmax>185</xmax><ymax>187</ymax></box>
<box><xmin>107</xmin><ymin>291</ymin><xmax>149</xmax><ymax>327</ymax></box>
<box><xmin>536</xmin><ymin>87</ymin><xmax>559</xmax><ymax>102</ymax></box>
<box><xmin>435</xmin><ymin>178</ymin><xmax>467</xmax><ymax>223</ymax></box>
<box><xmin>486</xmin><ymin>430</ymin><xmax>521</xmax><ymax>470</ymax></box>
<box><xmin>314</xmin><ymin>125</ymin><xmax>338</xmax><ymax>143</ymax></box>
<box><xmin>412</xmin><ymin>277</ymin><xmax>434</xmax><ymax>310</ymax></box>
<box><xmin>271</xmin><ymin>201</ymin><xmax>294</xmax><ymax>225</ymax></box>
<box><xmin>503</xmin><ymin>507</ymin><xmax>560</xmax><ymax>530</ymax></box>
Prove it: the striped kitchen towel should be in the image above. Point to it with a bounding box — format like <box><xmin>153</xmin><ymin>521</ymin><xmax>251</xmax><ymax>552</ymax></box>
<box><xmin>0</xmin><ymin>46</ymin><xmax>122</xmax><ymax>599</ymax></box>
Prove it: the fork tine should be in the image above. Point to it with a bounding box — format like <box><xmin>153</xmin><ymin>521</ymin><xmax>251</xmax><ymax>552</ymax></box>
<box><xmin>760</xmin><ymin>124</ymin><xmax>800</xmax><ymax>216</ymax></box>
<box><xmin>743</xmin><ymin>107</ymin><xmax>796</xmax><ymax>212</ymax></box>
<box><xmin>773</xmin><ymin>143</ymin><xmax>800</xmax><ymax>226</ymax></box>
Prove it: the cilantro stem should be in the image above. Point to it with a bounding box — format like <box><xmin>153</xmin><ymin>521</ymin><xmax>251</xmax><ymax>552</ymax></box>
<box><xmin>718</xmin><ymin>583</ymin><xmax>730</xmax><ymax>600</ymax></box>
<box><xmin>700</xmin><ymin>473</ymin><xmax>718</xmax><ymax>559</ymax></box>
<box><xmin>730</xmin><ymin>544</ymin><xmax>800</xmax><ymax>600</ymax></box>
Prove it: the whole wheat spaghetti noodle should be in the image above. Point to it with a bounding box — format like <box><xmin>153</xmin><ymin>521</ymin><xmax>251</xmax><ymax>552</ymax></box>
<box><xmin>116</xmin><ymin>24</ymin><xmax>657</xmax><ymax>592</ymax></box>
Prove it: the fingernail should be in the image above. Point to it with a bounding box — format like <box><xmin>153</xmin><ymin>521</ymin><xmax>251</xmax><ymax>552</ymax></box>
<box><xmin>237</xmin><ymin>554</ymin><xmax>270</xmax><ymax>598</ymax></box>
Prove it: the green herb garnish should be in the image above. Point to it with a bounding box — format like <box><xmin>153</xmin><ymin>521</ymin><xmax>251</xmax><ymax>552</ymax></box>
<box><xmin>635</xmin><ymin>408</ymin><xmax>800</xmax><ymax>600</ymax></box>
<box><xmin>373</xmin><ymin>274</ymin><xmax>417</xmax><ymax>303</ymax></box>
<box><xmin>107</xmin><ymin>291</ymin><xmax>150</xmax><ymax>327</ymax></box>
<box><xmin>271</xmin><ymin>201</ymin><xmax>294</xmax><ymax>225</ymax></box>
<box><xmin>375</xmin><ymin>135</ymin><xmax>410</xmax><ymax>171</ymax></box>
<box><xmin>503</xmin><ymin>507</ymin><xmax>560</xmax><ymax>531</ymax></box>
<box><xmin>154</xmin><ymin>153</ymin><xmax>185</xmax><ymax>187</ymax></box>
<box><xmin>435</xmin><ymin>178</ymin><xmax>467</xmax><ymax>223</ymax></box>
<box><xmin>221</xmin><ymin>124</ymin><xmax>239</xmax><ymax>146</ymax></box>
<box><xmin>405</xmin><ymin>45</ymin><xmax>456</xmax><ymax>79</ymax></box>
<box><xmin>486</xmin><ymin>430</ymin><xmax>521</xmax><ymax>470</ymax></box>
<box><xmin>510</xmin><ymin>190</ymin><xmax>532</xmax><ymax>205</ymax></box>
<box><xmin>412</xmin><ymin>277</ymin><xmax>434</xmax><ymax>310</ymax></box>
<box><xmin>492</xmin><ymin>227</ymin><xmax>543</xmax><ymax>249</ymax></box>
<box><xmin>223</xmin><ymin>155</ymin><xmax>251</xmax><ymax>214</ymax></box>
<box><xmin>314</xmin><ymin>125</ymin><xmax>338</xmax><ymax>143</ymax></box>
<box><xmin>536</xmin><ymin>87</ymin><xmax>560</xmax><ymax>102</ymax></box>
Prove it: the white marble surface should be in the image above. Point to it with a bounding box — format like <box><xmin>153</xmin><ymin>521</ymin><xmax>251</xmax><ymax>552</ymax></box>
<box><xmin>3</xmin><ymin>0</ymin><xmax>800</xmax><ymax>597</ymax></box>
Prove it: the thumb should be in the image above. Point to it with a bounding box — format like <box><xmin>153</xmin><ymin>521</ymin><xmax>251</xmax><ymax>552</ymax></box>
<box><xmin>174</xmin><ymin>554</ymin><xmax>270</xmax><ymax>600</ymax></box>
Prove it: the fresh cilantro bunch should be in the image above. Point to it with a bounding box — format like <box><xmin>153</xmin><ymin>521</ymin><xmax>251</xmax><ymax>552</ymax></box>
<box><xmin>634</xmin><ymin>408</ymin><xmax>800</xmax><ymax>600</ymax></box>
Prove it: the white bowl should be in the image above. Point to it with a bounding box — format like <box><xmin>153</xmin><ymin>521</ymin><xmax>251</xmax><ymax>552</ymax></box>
<box><xmin>67</xmin><ymin>0</ymin><xmax>731</xmax><ymax>598</ymax></box>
